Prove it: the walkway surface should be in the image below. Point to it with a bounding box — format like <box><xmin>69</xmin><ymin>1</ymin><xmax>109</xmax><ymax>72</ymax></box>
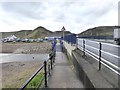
<box><xmin>48</xmin><ymin>43</ymin><xmax>84</xmax><ymax>88</ymax></box>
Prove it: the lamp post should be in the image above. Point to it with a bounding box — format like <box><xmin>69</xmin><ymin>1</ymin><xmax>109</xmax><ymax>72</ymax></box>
<box><xmin>61</xmin><ymin>26</ymin><xmax>65</xmax><ymax>40</ymax></box>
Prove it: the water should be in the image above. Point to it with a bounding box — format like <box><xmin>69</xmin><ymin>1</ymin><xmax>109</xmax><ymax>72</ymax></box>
<box><xmin>0</xmin><ymin>54</ymin><xmax>49</xmax><ymax>63</ymax></box>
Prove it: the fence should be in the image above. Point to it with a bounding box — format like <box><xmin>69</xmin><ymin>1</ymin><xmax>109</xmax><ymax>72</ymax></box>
<box><xmin>77</xmin><ymin>38</ymin><xmax>120</xmax><ymax>75</ymax></box>
<box><xmin>78</xmin><ymin>36</ymin><xmax>113</xmax><ymax>40</ymax></box>
<box><xmin>20</xmin><ymin>50</ymin><xmax>56</xmax><ymax>90</ymax></box>
<box><xmin>64</xmin><ymin>34</ymin><xmax>76</xmax><ymax>44</ymax></box>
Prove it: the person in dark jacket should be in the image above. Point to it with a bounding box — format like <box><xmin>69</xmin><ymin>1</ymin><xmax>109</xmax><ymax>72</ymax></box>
<box><xmin>52</xmin><ymin>38</ymin><xmax>57</xmax><ymax>51</ymax></box>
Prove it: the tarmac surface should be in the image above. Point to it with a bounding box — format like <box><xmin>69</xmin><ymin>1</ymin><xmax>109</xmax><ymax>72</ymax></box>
<box><xmin>47</xmin><ymin>44</ymin><xmax>84</xmax><ymax>88</ymax></box>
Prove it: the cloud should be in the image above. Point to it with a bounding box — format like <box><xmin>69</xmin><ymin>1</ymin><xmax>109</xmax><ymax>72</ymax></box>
<box><xmin>0</xmin><ymin>0</ymin><xmax>119</xmax><ymax>34</ymax></box>
<box><xmin>1</xmin><ymin>2</ymin><xmax>45</xmax><ymax>20</ymax></box>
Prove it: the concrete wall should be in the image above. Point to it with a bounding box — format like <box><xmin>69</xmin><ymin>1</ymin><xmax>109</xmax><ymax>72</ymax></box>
<box><xmin>63</xmin><ymin>41</ymin><xmax>119</xmax><ymax>89</ymax></box>
<box><xmin>63</xmin><ymin>41</ymin><xmax>94</xmax><ymax>88</ymax></box>
<box><xmin>63</xmin><ymin>41</ymin><xmax>76</xmax><ymax>56</ymax></box>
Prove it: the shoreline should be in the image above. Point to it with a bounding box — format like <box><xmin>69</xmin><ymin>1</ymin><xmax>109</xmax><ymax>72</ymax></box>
<box><xmin>1</xmin><ymin>42</ymin><xmax>52</xmax><ymax>88</ymax></box>
<box><xmin>0</xmin><ymin>54</ymin><xmax>49</xmax><ymax>64</ymax></box>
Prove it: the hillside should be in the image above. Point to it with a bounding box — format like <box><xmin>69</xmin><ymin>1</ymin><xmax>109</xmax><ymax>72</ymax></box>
<box><xmin>27</xmin><ymin>26</ymin><xmax>53</xmax><ymax>39</ymax></box>
<box><xmin>52</xmin><ymin>31</ymin><xmax>72</xmax><ymax>37</ymax></box>
<box><xmin>1</xmin><ymin>26</ymin><xmax>72</xmax><ymax>39</ymax></box>
<box><xmin>1</xmin><ymin>30</ymin><xmax>32</xmax><ymax>39</ymax></box>
<box><xmin>78</xmin><ymin>26</ymin><xmax>120</xmax><ymax>38</ymax></box>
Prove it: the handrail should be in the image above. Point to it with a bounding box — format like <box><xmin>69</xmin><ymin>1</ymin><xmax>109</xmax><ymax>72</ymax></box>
<box><xmin>77</xmin><ymin>38</ymin><xmax>120</xmax><ymax>75</ymax></box>
<box><xmin>20</xmin><ymin>64</ymin><xmax>44</xmax><ymax>90</ymax></box>
<box><xmin>20</xmin><ymin>49</ymin><xmax>56</xmax><ymax>90</ymax></box>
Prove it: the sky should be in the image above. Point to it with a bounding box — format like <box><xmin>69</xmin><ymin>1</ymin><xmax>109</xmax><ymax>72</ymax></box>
<box><xmin>0</xmin><ymin>0</ymin><xmax>119</xmax><ymax>34</ymax></box>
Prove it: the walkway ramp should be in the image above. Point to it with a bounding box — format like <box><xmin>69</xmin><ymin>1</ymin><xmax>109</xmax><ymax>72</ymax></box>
<box><xmin>48</xmin><ymin>44</ymin><xmax>84</xmax><ymax>88</ymax></box>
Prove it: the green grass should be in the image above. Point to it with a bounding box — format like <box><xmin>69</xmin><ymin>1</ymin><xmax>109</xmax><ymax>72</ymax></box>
<box><xmin>26</xmin><ymin>72</ymin><xmax>44</xmax><ymax>88</ymax></box>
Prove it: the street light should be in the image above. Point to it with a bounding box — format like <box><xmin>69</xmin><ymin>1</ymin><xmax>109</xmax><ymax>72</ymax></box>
<box><xmin>61</xmin><ymin>26</ymin><xmax>65</xmax><ymax>40</ymax></box>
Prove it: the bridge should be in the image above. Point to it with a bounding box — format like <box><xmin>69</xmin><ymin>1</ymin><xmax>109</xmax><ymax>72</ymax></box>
<box><xmin>20</xmin><ymin>35</ymin><xmax>120</xmax><ymax>89</ymax></box>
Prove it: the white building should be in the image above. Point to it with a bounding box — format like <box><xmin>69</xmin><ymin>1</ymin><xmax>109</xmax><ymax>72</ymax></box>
<box><xmin>2</xmin><ymin>35</ymin><xmax>17</xmax><ymax>42</ymax></box>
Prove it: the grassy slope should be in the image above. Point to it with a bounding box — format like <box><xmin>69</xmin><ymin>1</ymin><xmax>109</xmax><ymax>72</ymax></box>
<box><xmin>3</xmin><ymin>25</ymin><xmax>117</xmax><ymax>39</ymax></box>
<box><xmin>27</xmin><ymin>26</ymin><xmax>53</xmax><ymax>39</ymax></box>
<box><xmin>78</xmin><ymin>26</ymin><xmax>120</xmax><ymax>37</ymax></box>
<box><xmin>1</xmin><ymin>26</ymin><xmax>72</xmax><ymax>39</ymax></box>
<box><xmin>53</xmin><ymin>31</ymin><xmax>72</xmax><ymax>37</ymax></box>
<box><xmin>1</xmin><ymin>30</ymin><xmax>32</xmax><ymax>39</ymax></box>
<box><xmin>26</xmin><ymin>72</ymin><xmax>44</xmax><ymax>88</ymax></box>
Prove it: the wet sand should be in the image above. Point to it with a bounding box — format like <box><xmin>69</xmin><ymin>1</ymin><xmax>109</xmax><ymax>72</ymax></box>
<box><xmin>1</xmin><ymin>42</ymin><xmax>52</xmax><ymax>54</ymax></box>
<box><xmin>2</xmin><ymin>61</ymin><xmax>43</xmax><ymax>88</ymax></box>
<box><xmin>1</xmin><ymin>42</ymin><xmax>52</xmax><ymax>88</ymax></box>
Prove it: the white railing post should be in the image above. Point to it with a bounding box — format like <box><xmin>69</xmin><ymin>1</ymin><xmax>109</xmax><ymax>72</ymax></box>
<box><xmin>83</xmin><ymin>39</ymin><xmax>85</xmax><ymax>56</ymax></box>
<box><xmin>99</xmin><ymin>42</ymin><xmax>102</xmax><ymax>70</ymax></box>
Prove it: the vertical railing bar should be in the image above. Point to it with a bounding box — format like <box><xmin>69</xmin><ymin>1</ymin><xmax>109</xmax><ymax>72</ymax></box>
<box><xmin>78</xmin><ymin>38</ymin><xmax>119</xmax><ymax>75</ymax></box>
<box><xmin>48</xmin><ymin>62</ymin><xmax>51</xmax><ymax>76</ymax></box>
<box><xmin>99</xmin><ymin>42</ymin><xmax>102</xmax><ymax>70</ymax></box>
<box><xmin>20</xmin><ymin>64</ymin><xmax>44</xmax><ymax>90</ymax></box>
<box><xmin>20</xmin><ymin>42</ymin><xmax>56</xmax><ymax>89</ymax></box>
<box><xmin>44</xmin><ymin>61</ymin><xmax>47</xmax><ymax>87</ymax></box>
<box><xmin>83</xmin><ymin>39</ymin><xmax>85</xmax><ymax>56</ymax></box>
<box><xmin>50</xmin><ymin>52</ymin><xmax>53</xmax><ymax>70</ymax></box>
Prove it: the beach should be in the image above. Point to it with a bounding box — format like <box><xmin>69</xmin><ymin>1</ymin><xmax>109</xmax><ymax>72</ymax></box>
<box><xmin>1</xmin><ymin>42</ymin><xmax>52</xmax><ymax>54</ymax></box>
<box><xmin>2</xmin><ymin>61</ymin><xmax>43</xmax><ymax>88</ymax></box>
<box><xmin>1</xmin><ymin>42</ymin><xmax>52</xmax><ymax>88</ymax></box>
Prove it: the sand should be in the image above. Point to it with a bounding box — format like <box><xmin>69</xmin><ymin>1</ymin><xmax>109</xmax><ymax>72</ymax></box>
<box><xmin>2</xmin><ymin>61</ymin><xmax>43</xmax><ymax>88</ymax></box>
<box><xmin>1</xmin><ymin>42</ymin><xmax>52</xmax><ymax>54</ymax></box>
<box><xmin>1</xmin><ymin>42</ymin><xmax>52</xmax><ymax>88</ymax></box>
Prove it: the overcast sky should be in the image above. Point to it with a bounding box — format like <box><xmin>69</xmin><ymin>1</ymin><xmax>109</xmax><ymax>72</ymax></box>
<box><xmin>0</xmin><ymin>0</ymin><xmax>119</xmax><ymax>34</ymax></box>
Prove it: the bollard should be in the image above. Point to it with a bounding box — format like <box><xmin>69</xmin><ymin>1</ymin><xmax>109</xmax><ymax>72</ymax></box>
<box><xmin>99</xmin><ymin>42</ymin><xmax>102</xmax><ymax>70</ymax></box>
<box><xmin>44</xmin><ymin>61</ymin><xmax>47</xmax><ymax>87</ymax></box>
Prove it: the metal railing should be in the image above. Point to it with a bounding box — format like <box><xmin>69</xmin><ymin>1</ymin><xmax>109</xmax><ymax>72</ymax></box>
<box><xmin>63</xmin><ymin>34</ymin><xmax>76</xmax><ymax>44</ymax></box>
<box><xmin>20</xmin><ymin>50</ymin><xmax>56</xmax><ymax>90</ymax></box>
<box><xmin>77</xmin><ymin>38</ymin><xmax>120</xmax><ymax>75</ymax></box>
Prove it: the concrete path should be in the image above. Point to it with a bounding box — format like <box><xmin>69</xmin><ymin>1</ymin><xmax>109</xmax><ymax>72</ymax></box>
<box><xmin>48</xmin><ymin>44</ymin><xmax>84</xmax><ymax>88</ymax></box>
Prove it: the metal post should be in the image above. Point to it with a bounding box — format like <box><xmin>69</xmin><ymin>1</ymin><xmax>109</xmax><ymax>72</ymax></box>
<box><xmin>83</xmin><ymin>40</ymin><xmax>85</xmax><ymax>56</ymax></box>
<box><xmin>53</xmin><ymin>56</ymin><xmax>55</xmax><ymax>63</ymax></box>
<box><xmin>44</xmin><ymin>61</ymin><xmax>47</xmax><ymax>87</ymax></box>
<box><xmin>99</xmin><ymin>42</ymin><xmax>102</xmax><ymax>70</ymax></box>
<box><xmin>51</xmin><ymin>58</ymin><xmax>53</xmax><ymax>70</ymax></box>
<box><xmin>63</xmin><ymin>30</ymin><xmax>64</xmax><ymax>40</ymax></box>
<box><xmin>48</xmin><ymin>63</ymin><xmax>51</xmax><ymax>76</ymax></box>
<box><xmin>53</xmin><ymin>50</ymin><xmax>55</xmax><ymax>63</ymax></box>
